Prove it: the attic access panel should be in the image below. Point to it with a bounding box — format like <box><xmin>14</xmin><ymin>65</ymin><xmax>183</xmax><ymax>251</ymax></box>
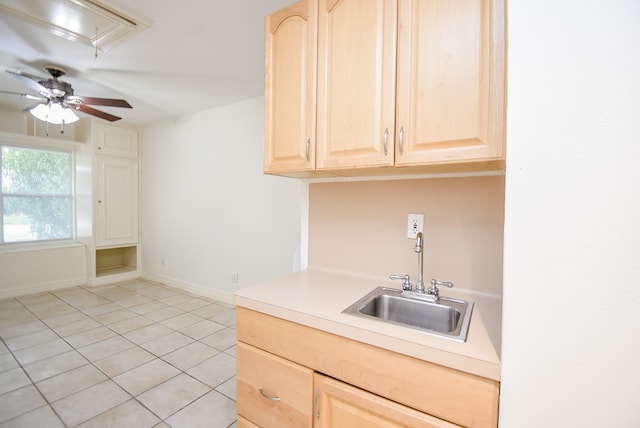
<box><xmin>0</xmin><ymin>0</ymin><xmax>148</xmax><ymax>52</ymax></box>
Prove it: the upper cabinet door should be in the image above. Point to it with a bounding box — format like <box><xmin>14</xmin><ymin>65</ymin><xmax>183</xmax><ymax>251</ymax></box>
<box><xmin>316</xmin><ymin>0</ymin><xmax>397</xmax><ymax>170</ymax></box>
<box><xmin>95</xmin><ymin>123</ymin><xmax>138</xmax><ymax>158</ymax></box>
<box><xmin>264</xmin><ymin>0</ymin><xmax>317</xmax><ymax>174</ymax></box>
<box><xmin>395</xmin><ymin>0</ymin><xmax>506</xmax><ymax>166</ymax></box>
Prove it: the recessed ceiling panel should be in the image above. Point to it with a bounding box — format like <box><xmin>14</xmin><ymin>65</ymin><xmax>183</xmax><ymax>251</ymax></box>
<box><xmin>0</xmin><ymin>0</ymin><xmax>148</xmax><ymax>51</ymax></box>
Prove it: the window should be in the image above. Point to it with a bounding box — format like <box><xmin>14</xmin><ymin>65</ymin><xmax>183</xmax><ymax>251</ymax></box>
<box><xmin>1</xmin><ymin>145</ymin><xmax>73</xmax><ymax>244</ymax></box>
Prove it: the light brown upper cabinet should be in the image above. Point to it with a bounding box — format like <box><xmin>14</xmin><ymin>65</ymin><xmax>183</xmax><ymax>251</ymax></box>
<box><xmin>265</xmin><ymin>0</ymin><xmax>506</xmax><ymax>176</ymax></box>
<box><xmin>315</xmin><ymin>0</ymin><xmax>398</xmax><ymax>170</ymax></box>
<box><xmin>394</xmin><ymin>0</ymin><xmax>505</xmax><ymax>167</ymax></box>
<box><xmin>264</xmin><ymin>0</ymin><xmax>317</xmax><ymax>174</ymax></box>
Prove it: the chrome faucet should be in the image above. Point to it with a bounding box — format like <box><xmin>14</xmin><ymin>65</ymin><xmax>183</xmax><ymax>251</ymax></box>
<box><xmin>414</xmin><ymin>232</ymin><xmax>425</xmax><ymax>293</ymax></box>
<box><xmin>390</xmin><ymin>232</ymin><xmax>455</xmax><ymax>299</ymax></box>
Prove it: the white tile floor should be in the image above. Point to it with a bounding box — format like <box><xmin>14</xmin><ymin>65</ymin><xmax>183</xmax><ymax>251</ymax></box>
<box><xmin>0</xmin><ymin>279</ymin><xmax>237</xmax><ymax>428</ymax></box>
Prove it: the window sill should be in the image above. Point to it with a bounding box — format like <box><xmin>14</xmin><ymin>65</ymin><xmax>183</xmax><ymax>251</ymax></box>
<box><xmin>0</xmin><ymin>240</ymin><xmax>86</xmax><ymax>254</ymax></box>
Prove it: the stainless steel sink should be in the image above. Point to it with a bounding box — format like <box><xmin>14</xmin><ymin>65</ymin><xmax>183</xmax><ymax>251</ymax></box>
<box><xmin>342</xmin><ymin>287</ymin><xmax>473</xmax><ymax>342</ymax></box>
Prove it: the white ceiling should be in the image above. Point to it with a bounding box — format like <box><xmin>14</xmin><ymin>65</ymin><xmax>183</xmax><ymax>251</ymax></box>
<box><xmin>0</xmin><ymin>0</ymin><xmax>293</xmax><ymax>126</ymax></box>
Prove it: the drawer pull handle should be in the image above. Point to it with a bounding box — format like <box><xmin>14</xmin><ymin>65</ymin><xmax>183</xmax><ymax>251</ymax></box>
<box><xmin>259</xmin><ymin>388</ymin><xmax>281</xmax><ymax>402</ymax></box>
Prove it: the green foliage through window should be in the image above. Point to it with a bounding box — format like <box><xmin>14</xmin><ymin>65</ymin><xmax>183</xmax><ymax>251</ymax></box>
<box><xmin>1</xmin><ymin>145</ymin><xmax>73</xmax><ymax>243</ymax></box>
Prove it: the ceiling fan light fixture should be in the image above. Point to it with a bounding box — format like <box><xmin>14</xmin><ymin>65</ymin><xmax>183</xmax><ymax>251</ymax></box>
<box><xmin>30</xmin><ymin>102</ymin><xmax>79</xmax><ymax>124</ymax></box>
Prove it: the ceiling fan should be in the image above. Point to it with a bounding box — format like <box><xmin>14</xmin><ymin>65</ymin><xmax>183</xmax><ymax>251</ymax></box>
<box><xmin>1</xmin><ymin>65</ymin><xmax>132</xmax><ymax>122</ymax></box>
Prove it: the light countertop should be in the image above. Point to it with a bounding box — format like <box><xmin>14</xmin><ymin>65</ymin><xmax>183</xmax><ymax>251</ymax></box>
<box><xmin>234</xmin><ymin>268</ymin><xmax>501</xmax><ymax>381</ymax></box>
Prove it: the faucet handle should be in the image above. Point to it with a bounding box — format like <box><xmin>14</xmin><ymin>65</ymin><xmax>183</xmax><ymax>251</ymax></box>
<box><xmin>427</xmin><ymin>278</ymin><xmax>454</xmax><ymax>298</ymax></box>
<box><xmin>390</xmin><ymin>274</ymin><xmax>412</xmax><ymax>291</ymax></box>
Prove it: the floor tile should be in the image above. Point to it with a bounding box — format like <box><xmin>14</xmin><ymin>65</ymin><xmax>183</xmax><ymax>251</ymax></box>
<box><xmin>30</xmin><ymin>303</ymin><xmax>77</xmax><ymax>320</ymax></box>
<box><xmin>211</xmin><ymin>310</ymin><xmax>236</xmax><ymax>327</ymax></box>
<box><xmin>76</xmin><ymin>399</ymin><xmax>160</xmax><ymax>428</ymax></box>
<box><xmin>162</xmin><ymin>342</ymin><xmax>219</xmax><ymax>371</ymax></box>
<box><xmin>0</xmin><ymin>368</ymin><xmax>31</xmax><ymax>395</ymax></box>
<box><xmin>0</xmin><ymin>385</ymin><xmax>47</xmax><ymax>423</ymax></box>
<box><xmin>81</xmin><ymin>302</ymin><xmax>122</xmax><ymax>317</ymax></box>
<box><xmin>216</xmin><ymin>375</ymin><xmax>237</xmax><ymax>401</ymax></box>
<box><xmin>165</xmin><ymin>390</ymin><xmax>236</xmax><ymax>428</ymax></box>
<box><xmin>139</xmin><ymin>331</ymin><xmax>194</xmax><ymax>356</ymax></box>
<box><xmin>107</xmin><ymin>315</ymin><xmax>156</xmax><ymax>334</ymax></box>
<box><xmin>93</xmin><ymin>308</ymin><xmax>137</xmax><ymax>325</ymax></box>
<box><xmin>23</xmin><ymin>350</ymin><xmax>88</xmax><ymax>383</ymax></box>
<box><xmin>0</xmin><ymin>320</ymin><xmax>48</xmax><ymax>339</ymax></box>
<box><xmin>128</xmin><ymin>301</ymin><xmax>168</xmax><ymax>315</ymax></box>
<box><xmin>160</xmin><ymin>313</ymin><xmax>204</xmax><ymax>330</ymax></box>
<box><xmin>51</xmin><ymin>380</ymin><xmax>130</xmax><ymax>427</ymax></box>
<box><xmin>13</xmin><ymin>338</ymin><xmax>73</xmax><ymax>365</ymax></box>
<box><xmin>52</xmin><ymin>317</ymin><xmax>101</xmax><ymax>337</ymax></box>
<box><xmin>187</xmin><ymin>352</ymin><xmax>236</xmax><ymax>388</ymax></box>
<box><xmin>124</xmin><ymin>323</ymin><xmax>174</xmax><ymax>344</ymax></box>
<box><xmin>0</xmin><ymin>405</ymin><xmax>65</xmax><ymax>428</ymax></box>
<box><xmin>77</xmin><ymin>335</ymin><xmax>135</xmax><ymax>361</ymax></box>
<box><xmin>41</xmin><ymin>310</ymin><xmax>90</xmax><ymax>328</ymax></box>
<box><xmin>175</xmin><ymin>298</ymin><xmax>211</xmax><ymax>312</ymax></box>
<box><xmin>0</xmin><ymin>279</ymin><xmax>237</xmax><ymax>427</ymax></box>
<box><xmin>113</xmin><ymin>359</ymin><xmax>180</xmax><ymax>396</ymax></box>
<box><xmin>3</xmin><ymin>329</ymin><xmax>59</xmax><ymax>352</ymax></box>
<box><xmin>191</xmin><ymin>303</ymin><xmax>230</xmax><ymax>319</ymax></box>
<box><xmin>93</xmin><ymin>346</ymin><xmax>156</xmax><ymax>378</ymax></box>
<box><xmin>137</xmin><ymin>373</ymin><xmax>211</xmax><ymax>419</ymax></box>
<box><xmin>0</xmin><ymin>354</ymin><xmax>19</xmax><ymax>373</ymax></box>
<box><xmin>200</xmin><ymin>327</ymin><xmax>237</xmax><ymax>351</ymax></box>
<box><xmin>36</xmin><ymin>364</ymin><xmax>107</xmax><ymax>402</ymax></box>
<box><xmin>144</xmin><ymin>306</ymin><xmax>186</xmax><ymax>322</ymax></box>
<box><xmin>112</xmin><ymin>294</ymin><xmax>153</xmax><ymax>308</ymax></box>
<box><xmin>64</xmin><ymin>326</ymin><xmax>118</xmax><ymax>348</ymax></box>
<box><xmin>158</xmin><ymin>293</ymin><xmax>193</xmax><ymax>306</ymax></box>
<box><xmin>179</xmin><ymin>319</ymin><xmax>225</xmax><ymax>340</ymax></box>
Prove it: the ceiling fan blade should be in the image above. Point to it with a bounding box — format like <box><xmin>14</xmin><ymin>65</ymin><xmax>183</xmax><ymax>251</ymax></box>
<box><xmin>0</xmin><ymin>89</ymin><xmax>45</xmax><ymax>101</ymax></box>
<box><xmin>5</xmin><ymin>70</ymin><xmax>50</xmax><ymax>97</ymax></box>
<box><xmin>21</xmin><ymin>101</ymin><xmax>47</xmax><ymax>113</ymax></box>
<box><xmin>77</xmin><ymin>96</ymin><xmax>132</xmax><ymax>108</ymax></box>
<box><xmin>76</xmin><ymin>104</ymin><xmax>122</xmax><ymax>122</ymax></box>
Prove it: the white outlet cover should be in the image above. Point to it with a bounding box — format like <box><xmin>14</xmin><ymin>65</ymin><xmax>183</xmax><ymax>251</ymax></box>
<box><xmin>407</xmin><ymin>214</ymin><xmax>424</xmax><ymax>239</ymax></box>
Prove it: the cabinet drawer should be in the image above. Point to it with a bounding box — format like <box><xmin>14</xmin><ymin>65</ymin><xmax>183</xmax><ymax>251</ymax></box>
<box><xmin>237</xmin><ymin>342</ymin><xmax>313</xmax><ymax>428</ymax></box>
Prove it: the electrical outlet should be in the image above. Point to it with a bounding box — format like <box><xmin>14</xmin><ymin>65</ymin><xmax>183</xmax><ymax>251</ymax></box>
<box><xmin>231</xmin><ymin>273</ymin><xmax>239</xmax><ymax>284</ymax></box>
<box><xmin>407</xmin><ymin>214</ymin><xmax>424</xmax><ymax>239</ymax></box>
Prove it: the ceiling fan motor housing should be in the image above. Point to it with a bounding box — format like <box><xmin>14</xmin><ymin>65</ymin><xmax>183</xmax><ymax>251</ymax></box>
<box><xmin>41</xmin><ymin>65</ymin><xmax>73</xmax><ymax>99</ymax></box>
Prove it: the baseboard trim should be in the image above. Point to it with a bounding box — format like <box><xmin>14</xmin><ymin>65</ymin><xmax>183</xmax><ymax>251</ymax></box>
<box><xmin>141</xmin><ymin>272</ymin><xmax>235</xmax><ymax>305</ymax></box>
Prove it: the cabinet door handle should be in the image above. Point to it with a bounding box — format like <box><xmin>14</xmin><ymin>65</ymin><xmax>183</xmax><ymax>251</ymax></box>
<box><xmin>314</xmin><ymin>388</ymin><xmax>321</xmax><ymax>419</ymax></box>
<box><xmin>398</xmin><ymin>127</ymin><xmax>404</xmax><ymax>155</ymax></box>
<box><xmin>305</xmin><ymin>138</ymin><xmax>311</xmax><ymax>162</ymax></box>
<box><xmin>259</xmin><ymin>388</ymin><xmax>281</xmax><ymax>402</ymax></box>
<box><xmin>383</xmin><ymin>128</ymin><xmax>388</xmax><ymax>155</ymax></box>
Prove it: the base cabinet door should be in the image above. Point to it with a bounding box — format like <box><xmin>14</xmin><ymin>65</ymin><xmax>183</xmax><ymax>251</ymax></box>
<box><xmin>313</xmin><ymin>373</ymin><xmax>460</xmax><ymax>428</ymax></box>
<box><xmin>237</xmin><ymin>342</ymin><xmax>314</xmax><ymax>427</ymax></box>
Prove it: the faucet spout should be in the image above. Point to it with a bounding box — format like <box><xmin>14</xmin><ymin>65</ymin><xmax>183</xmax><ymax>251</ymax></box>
<box><xmin>414</xmin><ymin>232</ymin><xmax>425</xmax><ymax>293</ymax></box>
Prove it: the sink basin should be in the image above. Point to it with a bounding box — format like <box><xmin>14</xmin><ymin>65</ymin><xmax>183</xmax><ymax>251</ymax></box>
<box><xmin>342</xmin><ymin>287</ymin><xmax>473</xmax><ymax>342</ymax></box>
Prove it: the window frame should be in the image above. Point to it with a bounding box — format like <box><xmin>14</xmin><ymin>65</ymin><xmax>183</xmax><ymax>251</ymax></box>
<box><xmin>0</xmin><ymin>134</ymin><xmax>77</xmax><ymax>247</ymax></box>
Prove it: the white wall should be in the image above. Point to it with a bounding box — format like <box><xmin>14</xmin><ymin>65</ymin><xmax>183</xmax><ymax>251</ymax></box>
<box><xmin>0</xmin><ymin>116</ymin><xmax>87</xmax><ymax>298</ymax></box>
<box><xmin>140</xmin><ymin>97</ymin><xmax>301</xmax><ymax>303</ymax></box>
<box><xmin>501</xmin><ymin>1</ymin><xmax>640</xmax><ymax>426</ymax></box>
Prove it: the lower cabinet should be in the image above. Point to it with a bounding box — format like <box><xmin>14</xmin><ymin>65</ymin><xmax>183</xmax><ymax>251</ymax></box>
<box><xmin>314</xmin><ymin>373</ymin><xmax>459</xmax><ymax>428</ymax></box>
<box><xmin>236</xmin><ymin>307</ymin><xmax>499</xmax><ymax>428</ymax></box>
<box><xmin>237</xmin><ymin>342</ymin><xmax>313</xmax><ymax>427</ymax></box>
